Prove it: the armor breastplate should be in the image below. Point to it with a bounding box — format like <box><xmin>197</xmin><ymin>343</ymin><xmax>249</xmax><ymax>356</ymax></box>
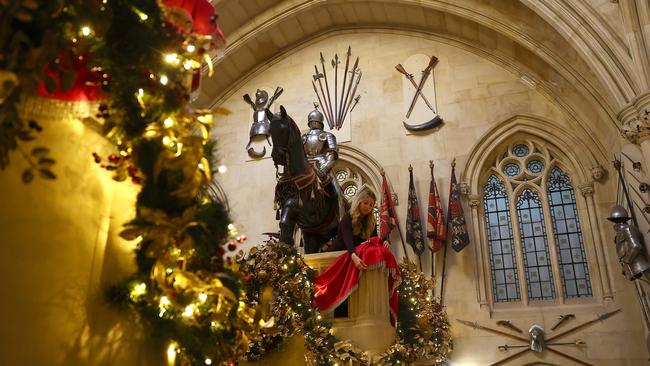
<box><xmin>615</xmin><ymin>225</ymin><xmax>650</xmax><ymax>279</ymax></box>
<box><xmin>303</xmin><ymin>129</ymin><xmax>326</xmax><ymax>157</ymax></box>
<box><xmin>249</xmin><ymin>110</ymin><xmax>270</xmax><ymax>141</ymax></box>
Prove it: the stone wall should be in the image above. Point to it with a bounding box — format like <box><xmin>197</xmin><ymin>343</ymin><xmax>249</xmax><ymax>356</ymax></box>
<box><xmin>211</xmin><ymin>31</ymin><xmax>648</xmax><ymax>365</ymax></box>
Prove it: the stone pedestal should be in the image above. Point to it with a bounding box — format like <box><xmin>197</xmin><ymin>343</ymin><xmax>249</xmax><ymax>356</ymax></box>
<box><xmin>304</xmin><ymin>251</ymin><xmax>396</xmax><ymax>355</ymax></box>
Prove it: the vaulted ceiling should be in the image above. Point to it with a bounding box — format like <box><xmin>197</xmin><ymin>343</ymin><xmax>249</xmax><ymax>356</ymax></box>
<box><xmin>196</xmin><ymin>0</ymin><xmax>642</xmax><ymax>130</ymax></box>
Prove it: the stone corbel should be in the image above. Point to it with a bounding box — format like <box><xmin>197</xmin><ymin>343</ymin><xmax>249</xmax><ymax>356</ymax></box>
<box><xmin>590</xmin><ymin>165</ymin><xmax>606</xmax><ymax>182</ymax></box>
<box><xmin>460</xmin><ymin>181</ymin><xmax>470</xmax><ymax>197</ymax></box>
<box><xmin>578</xmin><ymin>182</ymin><xmax>594</xmax><ymax>197</ymax></box>
<box><xmin>619</xmin><ymin>93</ymin><xmax>650</xmax><ymax>145</ymax></box>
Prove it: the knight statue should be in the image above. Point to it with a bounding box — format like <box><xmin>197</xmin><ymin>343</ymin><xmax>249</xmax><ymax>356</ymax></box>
<box><xmin>302</xmin><ymin>106</ymin><xmax>338</xmax><ymax>178</ymax></box>
<box><xmin>243</xmin><ymin>87</ymin><xmax>283</xmax><ymax>158</ymax></box>
<box><xmin>608</xmin><ymin>205</ymin><xmax>650</xmax><ymax>281</ymax></box>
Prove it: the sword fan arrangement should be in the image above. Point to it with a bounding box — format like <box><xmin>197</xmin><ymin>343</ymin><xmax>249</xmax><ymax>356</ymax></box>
<box><xmin>311</xmin><ymin>46</ymin><xmax>362</xmax><ymax>130</ymax></box>
<box><xmin>395</xmin><ymin>55</ymin><xmax>444</xmax><ymax>132</ymax></box>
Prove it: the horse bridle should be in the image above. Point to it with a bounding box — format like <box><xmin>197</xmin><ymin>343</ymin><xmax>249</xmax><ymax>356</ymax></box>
<box><xmin>273</xmin><ymin>117</ymin><xmax>300</xmax><ymax>181</ymax></box>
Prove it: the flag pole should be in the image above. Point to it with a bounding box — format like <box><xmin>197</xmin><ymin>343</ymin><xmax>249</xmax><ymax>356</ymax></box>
<box><xmin>439</xmin><ymin>158</ymin><xmax>455</xmax><ymax>305</ymax></box>
<box><xmin>381</xmin><ymin>169</ymin><xmax>411</xmax><ymax>263</ymax></box>
<box><xmin>430</xmin><ymin>160</ymin><xmax>436</xmax><ymax>282</ymax></box>
<box><xmin>408</xmin><ymin>164</ymin><xmax>424</xmax><ymax>272</ymax></box>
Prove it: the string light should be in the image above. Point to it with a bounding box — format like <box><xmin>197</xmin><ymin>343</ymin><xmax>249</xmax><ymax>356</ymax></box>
<box><xmin>159</xmin><ymin>75</ymin><xmax>169</xmax><ymax>85</ymax></box>
<box><xmin>166</xmin><ymin>342</ymin><xmax>177</xmax><ymax>362</ymax></box>
<box><xmin>198</xmin><ymin>293</ymin><xmax>208</xmax><ymax>302</ymax></box>
<box><xmin>81</xmin><ymin>26</ymin><xmax>91</xmax><ymax>36</ymax></box>
<box><xmin>217</xmin><ymin>165</ymin><xmax>227</xmax><ymax>173</ymax></box>
<box><xmin>187</xmin><ymin>44</ymin><xmax>196</xmax><ymax>53</ymax></box>
<box><xmin>130</xmin><ymin>282</ymin><xmax>147</xmax><ymax>299</ymax></box>
<box><xmin>163</xmin><ymin>117</ymin><xmax>174</xmax><ymax>128</ymax></box>
<box><xmin>183</xmin><ymin>304</ymin><xmax>197</xmax><ymax>318</ymax></box>
<box><xmin>164</xmin><ymin>53</ymin><xmax>178</xmax><ymax>64</ymax></box>
<box><xmin>204</xmin><ymin>359</ymin><xmax>212</xmax><ymax>365</ymax></box>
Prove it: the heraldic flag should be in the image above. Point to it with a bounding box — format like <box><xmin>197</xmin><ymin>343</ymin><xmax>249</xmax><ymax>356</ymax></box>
<box><xmin>427</xmin><ymin>163</ymin><xmax>446</xmax><ymax>252</ymax></box>
<box><xmin>406</xmin><ymin>167</ymin><xmax>426</xmax><ymax>255</ymax></box>
<box><xmin>446</xmin><ymin>162</ymin><xmax>470</xmax><ymax>252</ymax></box>
<box><xmin>379</xmin><ymin>173</ymin><xmax>398</xmax><ymax>240</ymax></box>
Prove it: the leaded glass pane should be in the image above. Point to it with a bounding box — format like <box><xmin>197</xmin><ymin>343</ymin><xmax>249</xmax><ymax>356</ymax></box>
<box><xmin>527</xmin><ymin>160</ymin><xmax>544</xmax><ymax>173</ymax></box>
<box><xmin>513</xmin><ymin>144</ymin><xmax>529</xmax><ymax>157</ymax></box>
<box><xmin>503</xmin><ymin>163</ymin><xmax>521</xmax><ymax>177</ymax></box>
<box><xmin>547</xmin><ymin>167</ymin><xmax>592</xmax><ymax>298</ymax></box>
<box><xmin>343</xmin><ymin>184</ymin><xmax>357</xmax><ymax>200</ymax></box>
<box><xmin>517</xmin><ymin>188</ymin><xmax>555</xmax><ymax>301</ymax></box>
<box><xmin>484</xmin><ymin>175</ymin><xmax>520</xmax><ymax>302</ymax></box>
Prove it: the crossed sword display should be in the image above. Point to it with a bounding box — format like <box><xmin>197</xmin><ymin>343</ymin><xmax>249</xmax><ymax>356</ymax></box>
<box><xmin>311</xmin><ymin>46</ymin><xmax>361</xmax><ymax>130</ymax></box>
<box><xmin>395</xmin><ymin>56</ymin><xmax>443</xmax><ymax>132</ymax></box>
<box><xmin>458</xmin><ymin>308</ymin><xmax>621</xmax><ymax>366</ymax></box>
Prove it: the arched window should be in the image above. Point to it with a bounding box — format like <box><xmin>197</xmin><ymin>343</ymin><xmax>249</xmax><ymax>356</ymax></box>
<box><xmin>481</xmin><ymin>141</ymin><xmax>593</xmax><ymax>305</ymax></box>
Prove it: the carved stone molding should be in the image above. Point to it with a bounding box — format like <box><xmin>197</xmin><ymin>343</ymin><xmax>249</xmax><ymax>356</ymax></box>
<box><xmin>460</xmin><ymin>182</ymin><xmax>470</xmax><ymax>197</ymax></box>
<box><xmin>591</xmin><ymin>165</ymin><xmax>606</xmax><ymax>182</ymax></box>
<box><xmin>578</xmin><ymin>182</ymin><xmax>595</xmax><ymax>197</ymax></box>
<box><xmin>468</xmin><ymin>194</ymin><xmax>481</xmax><ymax>208</ymax></box>
<box><xmin>619</xmin><ymin>92</ymin><xmax>650</xmax><ymax>144</ymax></box>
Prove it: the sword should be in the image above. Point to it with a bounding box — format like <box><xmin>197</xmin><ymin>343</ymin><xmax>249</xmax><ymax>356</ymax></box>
<box><xmin>348</xmin><ymin>94</ymin><xmax>361</xmax><ymax>114</ymax></box>
<box><xmin>267</xmin><ymin>86</ymin><xmax>283</xmax><ymax>108</ymax></box>
<box><xmin>332</xmin><ymin>54</ymin><xmax>339</xmax><ymax>126</ymax></box>
<box><xmin>547</xmin><ymin>340</ymin><xmax>586</xmax><ymax>346</ymax></box>
<box><xmin>339</xmin><ymin>68</ymin><xmax>361</xmax><ymax>127</ymax></box>
<box><xmin>319</xmin><ymin>53</ymin><xmax>334</xmax><ymax>129</ymax></box>
<box><xmin>405</xmin><ymin>56</ymin><xmax>438</xmax><ymax>119</ymax></box>
<box><xmin>546</xmin><ymin>309</ymin><xmax>621</xmax><ymax>343</ymax></box>
<box><xmin>338</xmin><ymin>56</ymin><xmax>358</xmax><ymax>129</ymax></box>
<box><xmin>496</xmin><ymin>320</ymin><xmax>523</xmax><ymax>333</ymax></box>
<box><xmin>313</xmin><ymin>67</ymin><xmax>334</xmax><ymax>129</ymax></box>
<box><xmin>395</xmin><ymin>63</ymin><xmax>436</xmax><ymax>113</ymax></box>
<box><xmin>337</xmin><ymin>47</ymin><xmax>352</xmax><ymax>126</ymax></box>
<box><xmin>311</xmin><ymin>80</ymin><xmax>330</xmax><ymax>128</ymax></box>
<box><xmin>550</xmin><ymin>314</ymin><xmax>575</xmax><ymax>331</ymax></box>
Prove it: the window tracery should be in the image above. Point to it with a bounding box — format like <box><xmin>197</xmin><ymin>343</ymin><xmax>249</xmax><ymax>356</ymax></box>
<box><xmin>482</xmin><ymin>140</ymin><xmax>593</xmax><ymax>305</ymax></box>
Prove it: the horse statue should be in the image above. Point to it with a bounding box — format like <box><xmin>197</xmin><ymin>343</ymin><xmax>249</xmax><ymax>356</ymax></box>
<box><xmin>265</xmin><ymin>106</ymin><xmax>340</xmax><ymax>254</ymax></box>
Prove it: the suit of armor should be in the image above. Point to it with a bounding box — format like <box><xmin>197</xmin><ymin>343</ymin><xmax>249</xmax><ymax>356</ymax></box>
<box><xmin>302</xmin><ymin>107</ymin><xmax>338</xmax><ymax>177</ymax></box>
<box><xmin>246</xmin><ymin>89</ymin><xmax>271</xmax><ymax>147</ymax></box>
<box><xmin>608</xmin><ymin>205</ymin><xmax>650</xmax><ymax>281</ymax></box>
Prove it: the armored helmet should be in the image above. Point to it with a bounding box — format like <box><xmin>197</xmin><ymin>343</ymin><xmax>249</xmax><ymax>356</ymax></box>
<box><xmin>254</xmin><ymin>89</ymin><xmax>269</xmax><ymax>107</ymax></box>
<box><xmin>607</xmin><ymin>205</ymin><xmax>631</xmax><ymax>222</ymax></box>
<box><xmin>307</xmin><ymin>107</ymin><xmax>325</xmax><ymax>129</ymax></box>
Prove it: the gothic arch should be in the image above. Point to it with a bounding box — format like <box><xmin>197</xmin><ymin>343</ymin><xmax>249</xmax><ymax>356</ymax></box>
<box><xmin>462</xmin><ymin>114</ymin><xmax>614</xmax><ymax>309</ymax></box>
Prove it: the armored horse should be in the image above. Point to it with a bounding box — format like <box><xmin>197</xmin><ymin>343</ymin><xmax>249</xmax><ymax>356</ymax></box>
<box><xmin>266</xmin><ymin>106</ymin><xmax>340</xmax><ymax>253</ymax></box>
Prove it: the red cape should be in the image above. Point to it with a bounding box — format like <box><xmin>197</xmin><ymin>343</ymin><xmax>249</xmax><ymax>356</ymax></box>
<box><xmin>313</xmin><ymin>237</ymin><xmax>401</xmax><ymax>325</ymax></box>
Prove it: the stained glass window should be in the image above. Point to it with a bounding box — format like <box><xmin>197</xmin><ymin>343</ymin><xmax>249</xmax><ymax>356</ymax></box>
<box><xmin>503</xmin><ymin>163</ymin><xmax>520</xmax><ymax>177</ymax></box>
<box><xmin>527</xmin><ymin>160</ymin><xmax>544</xmax><ymax>174</ymax></box>
<box><xmin>484</xmin><ymin>175</ymin><xmax>520</xmax><ymax>302</ymax></box>
<box><xmin>548</xmin><ymin>167</ymin><xmax>592</xmax><ymax>298</ymax></box>
<box><xmin>513</xmin><ymin>144</ymin><xmax>529</xmax><ymax>157</ymax></box>
<box><xmin>482</xmin><ymin>140</ymin><xmax>593</xmax><ymax>306</ymax></box>
<box><xmin>517</xmin><ymin>189</ymin><xmax>555</xmax><ymax>300</ymax></box>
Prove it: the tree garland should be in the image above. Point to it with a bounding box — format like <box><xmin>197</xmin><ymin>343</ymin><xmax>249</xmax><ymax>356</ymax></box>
<box><xmin>238</xmin><ymin>241</ymin><xmax>453</xmax><ymax>365</ymax></box>
<box><xmin>2</xmin><ymin>1</ymin><xmax>263</xmax><ymax>365</ymax></box>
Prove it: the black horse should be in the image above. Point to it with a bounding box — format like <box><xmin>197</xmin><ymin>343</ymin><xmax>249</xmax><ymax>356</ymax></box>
<box><xmin>265</xmin><ymin>106</ymin><xmax>340</xmax><ymax>254</ymax></box>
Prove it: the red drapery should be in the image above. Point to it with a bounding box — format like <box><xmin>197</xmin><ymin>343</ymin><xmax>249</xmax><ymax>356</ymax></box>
<box><xmin>313</xmin><ymin>237</ymin><xmax>401</xmax><ymax>325</ymax></box>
